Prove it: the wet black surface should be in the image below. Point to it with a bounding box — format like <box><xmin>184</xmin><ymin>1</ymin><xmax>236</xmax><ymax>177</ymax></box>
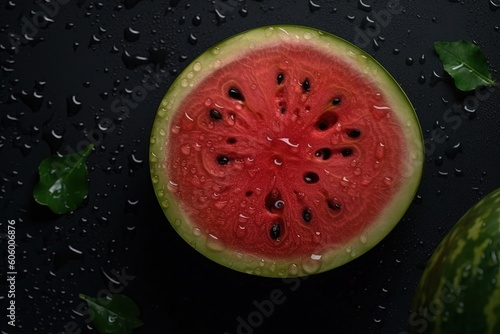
<box><xmin>1</xmin><ymin>1</ymin><xmax>499</xmax><ymax>333</ymax></box>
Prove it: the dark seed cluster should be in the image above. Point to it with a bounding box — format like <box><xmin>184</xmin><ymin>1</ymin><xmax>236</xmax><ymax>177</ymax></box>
<box><xmin>208</xmin><ymin>71</ymin><xmax>359</xmax><ymax>245</ymax></box>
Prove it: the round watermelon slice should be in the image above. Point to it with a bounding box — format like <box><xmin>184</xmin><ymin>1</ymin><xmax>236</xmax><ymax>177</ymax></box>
<box><xmin>150</xmin><ymin>25</ymin><xmax>424</xmax><ymax>277</ymax></box>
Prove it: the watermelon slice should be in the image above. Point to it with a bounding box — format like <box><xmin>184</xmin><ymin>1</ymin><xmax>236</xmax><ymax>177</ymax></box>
<box><xmin>149</xmin><ymin>25</ymin><xmax>424</xmax><ymax>277</ymax></box>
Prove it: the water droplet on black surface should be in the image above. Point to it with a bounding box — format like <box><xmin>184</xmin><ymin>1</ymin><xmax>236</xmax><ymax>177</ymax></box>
<box><xmin>88</xmin><ymin>34</ymin><xmax>101</xmax><ymax>47</ymax></box>
<box><xmin>418</xmin><ymin>71</ymin><xmax>426</xmax><ymax>84</ymax></box>
<box><xmin>309</xmin><ymin>0</ymin><xmax>321</xmax><ymax>12</ymax></box>
<box><xmin>124</xmin><ymin>26</ymin><xmax>140</xmax><ymax>42</ymax></box>
<box><xmin>192</xmin><ymin>14</ymin><xmax>202</xmax><ymax>26</ymax></box>
<box><xmin>490</xmin><ymin>0</ymin><xmax>500</xmax><ymax>11</ymax></box>
<box><xmin>214</xmin><ymin>8</ymin><xmax>226</xmax><ymax>25</ymax></box>
<box><xmin>6</xmin><ymin>1</ymin><xmax>16</xmax><ymax>9</ymax></box>
<box><xmin>67</xmin><ymin>95</ymin><xmax>82</xmax><ymax>116</ymax></box>
<box><xmin>445</xmin><ymin>142</ymin><xmax>462</xmax><ymax>160</ymax></box>
<box><xmin>188</xmin><ymin>33</ymin><xmax>197</xmax><ymax>45</ymax></box>
<box><xmin>239</xmin><ymin>7</ymin><xmax>248</xmax><ymax>17</ymax></box>
<box><xmin>358</xmin><ymin>0</ymin><xmax>372</xmax><ymax>12</ymax></box>
<box><xmin>419</xmin><ymin>54</ymin><xmax>426</xmax><ymax>64</ymax></box>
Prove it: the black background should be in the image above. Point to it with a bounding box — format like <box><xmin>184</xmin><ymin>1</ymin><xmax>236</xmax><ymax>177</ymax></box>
<box><xmin>1</xmin><ymin>0</ymin><xmax>499</xmax><ymax>333</ymax></box>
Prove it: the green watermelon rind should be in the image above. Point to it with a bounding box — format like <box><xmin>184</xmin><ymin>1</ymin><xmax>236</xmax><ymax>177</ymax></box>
<box><xmin>410</xmin><ymin>188</ymin><xmax>500</xmax><ymax>334</ymax></box>
<box><xmin>149</xmin><ymin>25</ymin><xmax>424</xmax><ymax>277</ymax></box>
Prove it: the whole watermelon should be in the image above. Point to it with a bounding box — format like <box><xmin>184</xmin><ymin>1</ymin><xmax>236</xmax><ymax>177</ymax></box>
<box><xmin>410</xmin><ymin>188</ymin><xmax>500</xmax><ymax>334</ymax></box>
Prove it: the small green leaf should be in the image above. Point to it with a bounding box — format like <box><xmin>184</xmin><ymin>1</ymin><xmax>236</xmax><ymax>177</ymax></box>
<box><xmin>79</xmin><ymin>293</ymin><xmax>143</xmax><ymax>334</ymax></box>
<box><xmin>33</xmin><ymin>144</ymin><xmax>93</xmax><ymax>214</ymax></box>
<box><xmin>434</xmin><ymin>40</ymin><xmax>495</xmax><ymax>91</ymax></box>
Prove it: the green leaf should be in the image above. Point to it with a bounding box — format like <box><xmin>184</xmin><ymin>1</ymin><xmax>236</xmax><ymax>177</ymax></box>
<box><xmin>33</xmin><ymin>144</ymin><xmax>93</xmax><ymax>214</ymax></box>
<box><xmin>434</xmin><ymin>40</ymin><xmax>495</xmax><ymax>91</ymax></box>
<box><xmin>79</xmin><ymin>293</ymin><xmax>144</xmax><ymax>334</ymax></box>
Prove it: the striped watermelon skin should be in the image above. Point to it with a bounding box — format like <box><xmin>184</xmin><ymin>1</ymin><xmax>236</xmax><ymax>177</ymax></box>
<box><xmin>410</xmin><ymin>188</ymin><xmax>500</xmax><ymax>334</ymax></box>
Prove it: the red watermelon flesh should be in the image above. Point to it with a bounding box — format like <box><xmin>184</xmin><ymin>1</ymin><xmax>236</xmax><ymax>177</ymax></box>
<box><xmin>150</xmin><ymin>26</ymin><xmax>423</xmax><ymax>277</ymax></box>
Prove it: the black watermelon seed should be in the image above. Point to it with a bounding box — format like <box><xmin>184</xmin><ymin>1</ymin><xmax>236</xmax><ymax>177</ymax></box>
<box><xmin>228</xmin><ymin>87</ymin><xmax>244</xmax><ymax>101</ymax></box>
<box><xmin>332</xmin><ymin>97</ymin><xmax>342</xmax><ymax>105</ymax></box>
<box><xmin>210</xmin><ymin>109</ymin><xmax>222</xmax><ymax>120</ymax></box>
<box><xmin>348</xmin><ymin>129</ymin><xmax>361</xmax><ymax>138</ymax></box>
<box><xmin>277</xmin><ymin>73</ymin><xmax>284</xmax><ymax>85</ymax></box>
<box><xmin>315</xmin><ymin>148</ymin><xmax>332</xmax><ymax>160</ymax></box>
<box><xmin>270</xmin><ymin>223</ymin><xmax>281</xmax><ymax>240</ymax></box>
<box><xmin>315</xmin><ymin>112</ymin><xmax>338</xmax><ymax>131</ymax></box>
<box><xmin>227</xmin><ymin>137</ymin><xmax>237</xmax><ymax>144</ymax></box>
<box><xmin>341</xmin><ymin>148</ymin><xmax>353</xmax><ymax>157</ymax></box>
<box><xmin>217</xmin><ymin>155</ymin><xmax>230</xmax><ymax>165</ymax></box>
<box><xmin>302</xmin><ymin>78</ymin><xmax>310</xmax><ymax>92</ymax></box>
<box><xmin>302</xmin><ymin>208</ymin><xmax>312</xmax><ymax>223</ymax></box>
<box><xmin>245</xmin><ymin>191</ymin><xmax>253</xmax><ymax>197</ymax></box>
<box><xmin>327</xmin><ymin>199</ymin><xmax>342</xmax><ymax>211</ymax></box>
<box><xmin>304</xmin><ymin>172</ymin><xmax>320</xmax><ymax>184</ymax></box>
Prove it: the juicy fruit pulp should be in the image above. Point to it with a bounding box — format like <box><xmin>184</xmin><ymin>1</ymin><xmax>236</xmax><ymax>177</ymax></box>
<box><xmin>150</xmin><ymin>25</ymin><xmax>423</xmax><ymax>277</ymax></box>
<box><xmin>410</xmin><ymin>188</ymin><xmax>500</xmax><ymax>334</ymax></box>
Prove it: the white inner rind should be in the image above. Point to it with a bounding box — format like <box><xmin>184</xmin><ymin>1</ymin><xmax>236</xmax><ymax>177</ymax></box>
<box><xmin>149</xmin><ymin>25</ymin><xmax>424</xmax><ymax>277</ymax></box>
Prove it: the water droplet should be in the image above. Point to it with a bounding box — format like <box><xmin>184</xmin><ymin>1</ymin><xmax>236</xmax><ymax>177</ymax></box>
<box><xmin>490</xmin><ymin>0</ymin><xmax>500</xmax><ymax>11</ymax></box>
<box><xmin>445</xmin><ymin>142</ymin><xmax>462</xmax><ymax>160</ymax></box>
<box><xmin>309</xmin><ymin>0</ymin><xmax>321</xmax><ymax>12</ymax></box>
<box><xmin>301</xmin><ymin>254</ymin><xmax>322</xmax><ymax>274</ymax></box>
<box><xmin>214</xmin><ymin>8</ymin><xmax>226</xmax><ymax>25</ymax></box>
<box><xmin>68</xmin><ymin>245</ymin><xmax>83</xmax><ymax>255</ymax></box>
<box><xmin>192</xmin><ymin>14</ymin><xmax>202</xmax><ymax>26</ymax></box>
<box><xmin>375</xmin><ymin>142</ymin><xmax>385</xmax><ymax>159</ymax></box>
<box><xmin>288</xmin><ymin>263</ymin><xmax>300</xmax><ymax>276</ymax></box>
<box><xmin>192</xmin><ymin>61</ymin><xmax>202</xmax><ymax>72</ymax></box>
<box><xmin>124</xmin><ymin>26</ymin><xmax>140</xmax><ymax>42</ymax></box>
<box><xmin>419</xmin><ymin>54</ymin><xmax>426</xmax><ymax>64</ymax></box>
<box><xmin>406</xmin><ymin>57</ymin><xmax>414</xmax><ymax>66</ymax></box>
<box><xmin>6</xmin><ymin>1</ymin><xmax>16</xmax><ymax>9</ymax></box>
<box><xmin>418</xmin><ymin>71</ymin><xmax>426</xmax><ymax>84</ymax></box>
<box><xmin>181</xmin><ymin>144</ymin><xmax>191</xmax><ymax>155</ymax></box>
<box><xmin>358</xmin><ymin>0</ymin><xmax>372</xmax><ymax>12</ymax></box>
<box><xmin>88</xmin><ymin>34</ymin><xmax>101</xmax><ymax>48</ymax></box>
<box><xmin>206</xmin><ymin>233</ymin><xmax>225</xmax><ymax>251</ymax></box>
<box><xmin>239</xmin><ymin>7</ymin><xmax>248</xmax><ymax>17</ymax></box>
<box><xmin>188</xmin><ymin>33</ymin><xmax>197</xmax><ymax>45</ymax></box>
